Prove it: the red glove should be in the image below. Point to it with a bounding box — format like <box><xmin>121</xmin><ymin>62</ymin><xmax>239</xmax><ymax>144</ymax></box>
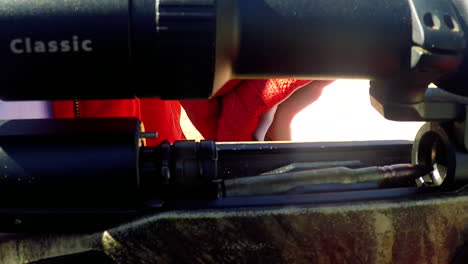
<box><xmin>181</xmin><ymin>79</ymin><xmax>330</xmax><ymax>141</ymax></box>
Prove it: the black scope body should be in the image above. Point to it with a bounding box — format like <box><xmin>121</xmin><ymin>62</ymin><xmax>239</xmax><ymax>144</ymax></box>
<box><xmin>0</xmin><ymin>0</ymin><xmax>432</xmax><ymax>100</ymax></box>
<box><xmin>0</xmin><ymin>118</ymin><xmax>218</xmax><ymax>207</ymax></box>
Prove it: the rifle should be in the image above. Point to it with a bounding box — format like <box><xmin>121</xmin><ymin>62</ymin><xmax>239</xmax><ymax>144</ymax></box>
<box><xmin>1</xmin><ymin>0</ymin><xmax>468</xmax><ymax>263</ymax></box>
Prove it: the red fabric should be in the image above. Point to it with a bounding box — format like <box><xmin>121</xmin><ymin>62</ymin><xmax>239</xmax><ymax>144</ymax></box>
<box><xmin>52</xmin><ymin>99</ymin><xmax>184</xmax><ymax>146</ymax></box>
<box><xmin>181</xmin><ymin>79</ymin><xmax>312</xmax><ymax>141</ymax></box>
<box><xmin>52</xmin><ymin>79</ymin><xmax>319</xmax><ymax>144</ymax></box>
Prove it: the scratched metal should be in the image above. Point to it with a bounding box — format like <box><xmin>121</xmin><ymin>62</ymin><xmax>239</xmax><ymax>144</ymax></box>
<box><xmin>2</xmin><ymin>194</ymin><xmax>468</xmax><ymax>264</ymax></box>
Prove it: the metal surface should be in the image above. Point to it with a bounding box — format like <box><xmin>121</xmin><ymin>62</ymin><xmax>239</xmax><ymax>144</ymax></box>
<box><xmin>224</xmin><ymin>164</ymin><xmax>429</xmax><ymax>197</ymax></box>
<box><xmin>260</xmin><ymin>161</ymin><xmax>364</xmax><ymax>175</ymax></box>
<box><xmin>3</xmin><ymin>192</ymin><xmax>468</xmax><ymax>263</ymax></box>
<box><xmin>227</xmin><ymin>0</ymin><xmax>412</xmax><ymax>79</ymax></box>
<box><xmin>217</xmin><ymin>141</ymin><xmax>413</xmax><ymax>178</ymax></box>
<box><xmin>370</xmin><ymin>87</ymin><xmax>468</xmax><ymax>122</ymax></box>
<box><xmin>412</xmin><ymin>122</ymin><xmax>468</xmax><ymax>187</ymax></box>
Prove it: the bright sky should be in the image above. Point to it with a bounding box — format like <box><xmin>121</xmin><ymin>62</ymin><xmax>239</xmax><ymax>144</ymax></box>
<box><xmin>291</xmin><ymin>79</ymin><xmax>423</xmax><ymax>142</ymax></box>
